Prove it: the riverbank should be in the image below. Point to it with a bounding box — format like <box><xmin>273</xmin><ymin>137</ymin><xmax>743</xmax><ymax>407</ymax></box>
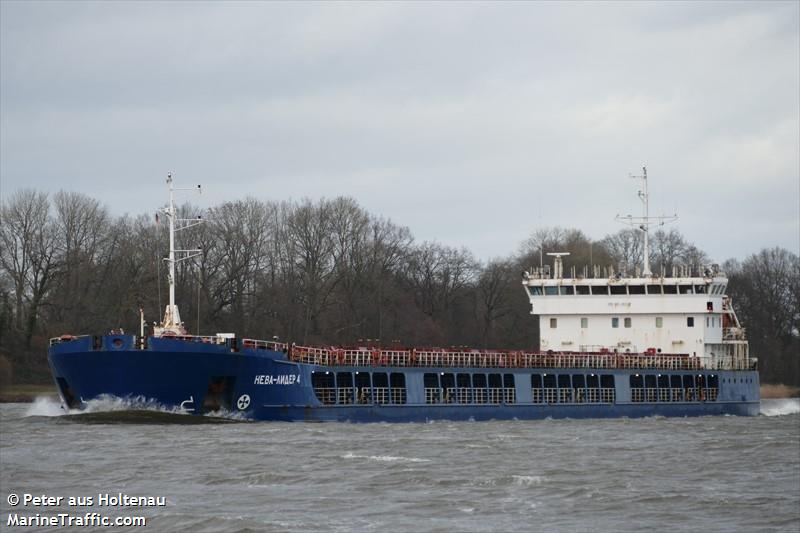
<box><xmin>0</xmin><ymin>384</ymin><xmax>57</xmax><ymax>403</ymax></box>
<box><xmin>1</xmin><ymin>383</ymin><xmax>798</xmax><ymax>403</ymax></box>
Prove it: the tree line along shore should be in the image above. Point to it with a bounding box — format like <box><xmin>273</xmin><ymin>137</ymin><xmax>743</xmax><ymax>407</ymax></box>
<box><xmin>1</xmin><ymin>190</ymin><xmax>798</xmax><ymax>390</ymax></box>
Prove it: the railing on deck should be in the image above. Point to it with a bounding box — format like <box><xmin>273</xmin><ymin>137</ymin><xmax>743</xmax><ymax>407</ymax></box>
<box><xmin>630</xmin><ymin>387</ymin><xmax>719</xmax><ymax>403</ymax></box>
<box><xmin>249</xmin><ymin>342</ymin><xmax>756</xmax><ymax>371</ymax></box>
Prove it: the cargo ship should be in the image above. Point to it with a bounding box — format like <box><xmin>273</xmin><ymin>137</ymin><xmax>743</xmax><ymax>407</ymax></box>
<box><xmin>48</xmin><ymin>171</ymin><xmax>760</xmax><ymax>421</ymax></box>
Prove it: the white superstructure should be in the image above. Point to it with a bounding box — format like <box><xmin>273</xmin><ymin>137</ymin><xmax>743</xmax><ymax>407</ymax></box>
<box><xmin>522</xmin><ymin>268</ymin><xmax>750</xmax><ymax>369</ymax></box>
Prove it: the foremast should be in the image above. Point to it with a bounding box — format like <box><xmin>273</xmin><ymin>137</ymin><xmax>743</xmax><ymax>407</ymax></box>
<box><xmin>154</xmin><ymin>173</ymin><xmax>203</xmax><ymax>337</ymax></box>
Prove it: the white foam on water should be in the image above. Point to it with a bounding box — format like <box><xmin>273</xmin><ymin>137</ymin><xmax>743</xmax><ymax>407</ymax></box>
<box><xmin>25</xmin><ymin>394</ymin><xmax>186</xmax><ymax>417</ymax></box>
<box><xmin>512</xmin><ymin>475</ymin><xmax>545</xmax><ymax>486</ymax></box>
<box><xmin>341</xmin><ymin>451</ymin><xmax>431</xmax><ymax>463</ymax></box>
<box><xmin>81</xmin><ymin>394</ymin><xmax>186</xmax><ymax>414</ymax></box>
<box><xmin>760</xmin><ymin>398</ymin><xmax>800</xmax><ymax>417</ymax></box>
<box><xmin>25</xmin><ymin>396</ymin><xmax>69</xmax><ymax>417</ymax></box>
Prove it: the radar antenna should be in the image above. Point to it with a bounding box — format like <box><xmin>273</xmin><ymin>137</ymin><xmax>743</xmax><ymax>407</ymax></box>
<box><xmin>546</xmin><ymin>252</ymin><xmax>570</xmax><ymax>279</ymax></box>
<box><xmin>615</xmin><ymin>166</ymin><xmax>677</xmax><ymax>277</ymax></box>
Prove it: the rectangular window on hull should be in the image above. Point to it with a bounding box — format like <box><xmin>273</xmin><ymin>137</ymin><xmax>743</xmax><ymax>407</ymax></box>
<box><xmin>373</xmin><ymin>372</ymin><xmax>389</xmax><ymax>404</ymax></box>
<box><xmin>424</xmin><ymin>373</ymin><xmax>440</xmax><ymax>404</ymax></box>
<box><xmin>355</xmin><ymin>372</ymin><xmax>372</xmax><ymax>404</ymax></box>
<box><xmin>612</xmin><ymin>317</ymin><xmax>619</xmax><ymax>328</ymax></box>
<box><xmin>503</xmin><ymin>374</ymin><xmax>516</xmax><ymax>404</ymax></box>
<box><xmin>581</xmin><ymin>317</ymin><xmax>589</xmax><ymax>328</ymax></box>
<box><xmin>336</xmin><ymin>372</ymin><xmax>354</xmax><ymax>404</ymax></box>
<box><xmin>441</xmin><ymin>373</ymin><xmax>455</xmax><ymax>403</ymax></box>
<box><xmin>550</xmin><ymin>318</ymin><xmax>557</xmax><ymax>328</ymax></box>
<box><xmin>473</xmin><ymin>373</ymin><xmax>488</xmax><ymax>404</ymax></box>
<box><xmin>389</xmin><ymin>373</ymin><xmax>407</xmax><ymax>404</ymax></box>
<box><xmin>457</xmin><ymin>373</ymin><xmax>472</xmax><ymax>404</ymax></box>
<box><xmin>312</xmin><ymin>372</ymin><xmax>336</xmax><ymax>405</ymax></box>
<box><xmin>624</xmin><ymin>317</ymin><xmax>632</xmax><ymax>328</ymax></box>
<box><xmin>687</xmin><ymin>317</ymin><xmax>695</xmax><ymax>328</ymax></box>
<box><xmin>531</xmin><ymin>374</ymin><xmax>543</xmax><ymax>404</ymax></box>
<box><xmin>656</xmin><ymin>317</ymin><xmax>663</xmax><ymax>328</ymax></box>
<box><xmin>488</xmin><ymin>373</ymin><xmax>503</xmax><ymax>404</ymax></box>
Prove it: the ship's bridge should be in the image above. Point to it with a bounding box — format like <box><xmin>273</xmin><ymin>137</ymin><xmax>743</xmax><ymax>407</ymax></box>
<box><xmin>522</xmin><ymin>271</ymin><xmax>749</xmax><ymax>369</ymax></box>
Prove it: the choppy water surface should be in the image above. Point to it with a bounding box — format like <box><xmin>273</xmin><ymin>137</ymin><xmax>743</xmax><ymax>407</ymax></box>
<box><xmin>1</xmin><ymin>399</ymin><xmax>798</xmax><ymax>533</ymax></box>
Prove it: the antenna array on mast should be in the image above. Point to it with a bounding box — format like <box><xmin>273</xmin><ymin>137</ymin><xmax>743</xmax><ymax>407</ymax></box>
<box><xmin>615</xmin><ymin>166</ymin><xmax>677</xmax><ymax>277</ymax></box>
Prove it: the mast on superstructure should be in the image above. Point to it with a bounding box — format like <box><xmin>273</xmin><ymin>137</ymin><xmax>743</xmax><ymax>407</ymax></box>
<box><xmin>156</xmin><ymin>173</ymin><xmax>203</xmax><ymax>336</ymax></box>
<box><xmin>615</xmin><ymin>166</ymin><xmax>677</xmax><ymax>277</ymax></box>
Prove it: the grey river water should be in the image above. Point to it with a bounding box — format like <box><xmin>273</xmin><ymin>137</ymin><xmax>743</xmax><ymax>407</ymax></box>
<box><xmin>1</xmin><ymin>398</ymin><xmax>798</xmax><ymax>533</ymax></box>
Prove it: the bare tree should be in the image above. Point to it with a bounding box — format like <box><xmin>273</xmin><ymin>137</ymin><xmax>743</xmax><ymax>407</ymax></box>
<box><xmin>0</xmin><ymin>190</ymin><xmax>59</xmax><ymax>347</ymax></box>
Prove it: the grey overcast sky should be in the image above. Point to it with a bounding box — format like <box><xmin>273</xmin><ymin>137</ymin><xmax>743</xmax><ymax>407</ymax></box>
<box><xmin>1</xmin><ymin>1</ymin><xmax>798</xmax><ymax>263</ymax></box>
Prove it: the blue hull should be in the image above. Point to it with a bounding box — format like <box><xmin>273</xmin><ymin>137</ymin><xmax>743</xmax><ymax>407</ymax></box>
<box><xmin>48</xmin><ymin>335</ymin><xmax>761</xmax><ymax>422</ymax></box>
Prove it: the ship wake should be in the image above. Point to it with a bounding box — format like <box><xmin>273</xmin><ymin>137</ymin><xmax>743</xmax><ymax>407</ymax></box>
<box><xmin>760</xmin><ymin>398</ymin><xmax>800</xmax><ymax>417</ymax></box>
<box><xmin>24</xmin><ymin>395</ymin><xmax>244</xmax><ymax>423</ymax></box>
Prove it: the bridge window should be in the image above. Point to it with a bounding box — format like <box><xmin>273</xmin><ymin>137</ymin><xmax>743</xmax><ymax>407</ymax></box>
<box><xmin>612</xmin><ymin>317</ymin><xmax>619</xmax><ymax>328</ymax></box>
<box><xmin>679</xmin><ymin>285</ymin><xmax>693</xmax><ymax>294</ymax></box>
<box><xmin>629</xmin><ymin>285</ymin><xmax>645</xmax><ymax>295</ymax></box>
<box><xmin>528</xmin><ymin>286</ymin><xmax>543</xmax><ymax>296</ymax></box>
<box><xmin>610</xmin><ymin>285</ymin><xmax>627</xmax><ymax>295</ymax></box>
<box><xmin>591</xmin><ymin>285</ymin><xmax>609</xmax><ymax>295</ymax></box>
<box><xmin>544</xmin><ymin>286</ymin><xmax>559</xmax><ymax>295</ymax></box>
<box><xmin>694</xmin><ymin>285</ymin><xmax>707</xmax><ymax>294</ymax></box>
<box><xmin>647</xmin><ymin>284</ymin><xmax>662</xmax><ymax>294</ymax></box>
<box><xmin>576</xmin><ymin>285</ymin><xmax>590</xmax><ymax>295</ymax></box>
<box><xmin>550</xmin><ymin>318</ymin><xmax>558</xmax><ymax>329</ymax></box>
<box><xmin>581</xmin><ymin>317</ymin><xmax>589</xmax><ymax>328</ymax></box>
<box><xmin>663</xmin><ymin>285</ymin><xmax>678</xmax><ymax>294</ymax></box>
<box><xmin>624</xmin><ymin>317</ymin><xmax>632</xmax><ymax>328</ymax></box>
<box><xmin>560</xmin><ymin>286</ymin><xmax>575</xmax><ymax>295</ymax></box>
